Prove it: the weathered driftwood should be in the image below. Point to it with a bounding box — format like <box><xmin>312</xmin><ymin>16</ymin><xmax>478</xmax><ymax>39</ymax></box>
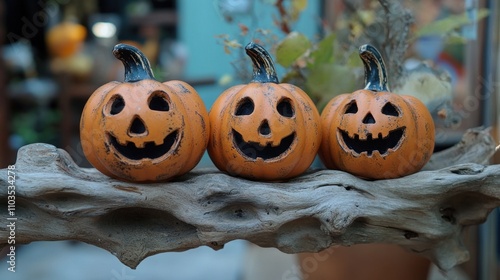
<box><xmin>0</xmin><ymin>128</ymin><xmax>499</xmax><ymax>270</ymax></box>
<box><xmin>423</xmin><ymin>127</ymin><xmax>497</xmax><ymax>170</ymax></box>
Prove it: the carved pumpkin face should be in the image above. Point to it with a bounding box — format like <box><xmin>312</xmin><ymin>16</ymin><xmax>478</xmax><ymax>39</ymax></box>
<box><xmin>80</xmin><ymin>44</ymin><xmax>209</xmax><ymax>182</ymax></box>
<box><xmin>337</xmin><ymin>91</ymin><xmax>407</xmax><ymax>157</ymax></box>
<box><xmin>208</xmin><ymin>43</ymin><xmax>321</xmax><ymax>181</ymax></box>
<box><xmin>319</xmin><ymin>44</ymin><xmax>435</xmax><ymax>179</ymax></box>
<box><xmin>94</xmin><ymin>84</ymin><xmax>183</xmax><ymax>161</ymax></box>
<box><xmin>230</xmin><ymin>89</ymin><xmax>297</xmax><ymax>160</ymax></box>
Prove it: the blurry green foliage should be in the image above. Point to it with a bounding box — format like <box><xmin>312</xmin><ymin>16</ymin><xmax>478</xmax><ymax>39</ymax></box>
<box><xmin>412</xmin><ymin>8</ymin><xmax>490</xmax><ymax>42</ymax></box>
<box><xmin>275</xmin><ymin>32</ymin><xmax>311</xmax><ymax>68</ymax></box>
<box><xmin>277</xmin><ymin>32</ymin><xmax>363</xmax><ymax>110</ymax></box>
<box><xmin>12</xmin><ymin>109</ymin><xmax>61</xmax><ymax>145</ymax></box>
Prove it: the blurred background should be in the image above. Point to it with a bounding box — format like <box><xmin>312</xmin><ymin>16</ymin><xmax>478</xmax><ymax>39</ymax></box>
<box><xmin>0</xmin><ymin>0</ymin><xmax>499</xmax><ymax>279</ymax></box>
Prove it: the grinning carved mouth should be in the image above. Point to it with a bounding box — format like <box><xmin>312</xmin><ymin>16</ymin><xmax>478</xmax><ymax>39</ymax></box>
<box><xmin>232</xmin><ymin>129</ymin><xmax>295</xmax><ymax>160</ymax></box>
<box><xmin>108</xmin><ymin>131</ymin><xmax>178</xmax><ymax>160</ymax></box>
<box><xmin>339</xmin><ymin>127</ymin><xmax>405</xmax><ymax>156</ymax></box>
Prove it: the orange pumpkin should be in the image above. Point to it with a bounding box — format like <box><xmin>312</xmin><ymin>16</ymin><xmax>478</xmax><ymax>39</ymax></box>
<box><xmin>46</xmin><ymin>21</ymin><xmax>87</xmax><ymax>58</ymax></box>
<box><xmin>80</xmin><ymin>43</ymin><xmax>209</xmax><ymax>182</ymax></box>
<box><xmin>319</xmin><ymin>44</ymin><xmax>435</xmax><ymax>179</ymax></box>
<box><xmin>208</xmin><ymin>42</ymin><xmax>321</xmax><ymax>181</ymax></box>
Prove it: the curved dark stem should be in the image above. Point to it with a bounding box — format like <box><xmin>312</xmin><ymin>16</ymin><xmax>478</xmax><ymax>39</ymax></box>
<box><xmin>359</xmin><ymin>44</ymin><xmax>390</xmax><ymax>92</ymax></box>
<box><xmin>113</xmin><ymin>43</ymin><xmax>156</xmax><ymax>82</ymax></box>
<box><xmin>245</xmin><ymin>42</ymin><xmax>279</xmax><ymax>84</ymax></box>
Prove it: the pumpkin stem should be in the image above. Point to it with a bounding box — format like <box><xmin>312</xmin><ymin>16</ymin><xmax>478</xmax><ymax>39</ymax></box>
<box><xmin>113</xmin><ymin>43</ymin><xmax>155</xmax><ymax>82</ymax></box>
<box><xmin>359</xmin><ymin>44</ymin><xmax>390</xmax><ymax>92</ymax></box>
<box><xmin>245</xmin><ymin>42</ymin><xmax>279</xmax><ymax>84</ymax></box>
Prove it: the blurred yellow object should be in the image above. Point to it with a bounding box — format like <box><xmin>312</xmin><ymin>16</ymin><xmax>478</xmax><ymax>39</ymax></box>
<box><xmin>394</xmin><ymin>62</ymin><xmax>457</xmax><ymax>127</ymax></box>
<box><xmin>395</xmin><ymin>62</ymin><xmax>453</xmax><ymax>109</ymax></box>
<box><xmin>46</xmin><ymin>22</ymin><xmax>87</xmax><ymax>58</ymax></box>
<box><xmin>49</xmin><ymin>53</ymin><xmax>93</xmax><ymax>80</ymax></box>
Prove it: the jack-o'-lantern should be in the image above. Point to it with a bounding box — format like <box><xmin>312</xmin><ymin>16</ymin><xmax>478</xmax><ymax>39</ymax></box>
<box><xmin>319</xmin><ymin>44</ymin><xmax>435</xmax><ymax>179</ymax></box>
<box><xmin>80</xmin><ymin>43</ymin><xmax>209</xmax><ymax>182</ymax></box>
<box><xmin>208</xmin><ymin>42</ymin><xmax>321</xmax><ymax>181</ymax></box>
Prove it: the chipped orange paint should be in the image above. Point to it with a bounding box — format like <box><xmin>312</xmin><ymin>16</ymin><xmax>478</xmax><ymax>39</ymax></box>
<box><xmin>80</xmin><ymin>44</ymin><xmax>209</xmax><ymax>182</ymax></box>
<box><xmin>208</xmin><ymin>43</ymin><xmax>321</xmax><ymax>181</ymax></box>
<box><xmin>319</xmin><ymin>44</ymin><xmax>435</xmax><ymax>179</ymax></box>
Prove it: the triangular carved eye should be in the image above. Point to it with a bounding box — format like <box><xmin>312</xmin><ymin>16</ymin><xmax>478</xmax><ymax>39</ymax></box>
<box><xmin>345</xmin><ymin>101</ymin><xmax>358</xmax><ymax>114</ymax></box>
<box><xmin>382</xmin><ymin>102</ymin><xmax>399</xmax><ymax>116</ymax></box>
<box><xmin>109</xmin><ymin>95</ymin><xmax>125</xmax><ymax>115</ymax></box>
<box><xmin>235</xmin><ymin>98</ymin><xmax>254</xmax><ymax>115</ymax></box>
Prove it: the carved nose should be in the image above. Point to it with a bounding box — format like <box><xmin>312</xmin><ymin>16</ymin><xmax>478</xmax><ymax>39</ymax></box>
<box><xmin>129</xmin><ymin>116</ymin><xmax>147</xmax><ymax>135</ymax></box>
<box><xmin>362</xmin><ymin>113</ymin><xmax>376</xmax><ymax>124</ymax></box>
<box><xmin>259</xmin><ymin>120</ymin><xmax>271</xmax><ymax>135</ymax></box>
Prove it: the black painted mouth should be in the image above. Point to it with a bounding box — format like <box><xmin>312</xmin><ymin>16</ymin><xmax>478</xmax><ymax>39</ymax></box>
<box><xmin>109</xmin><ymin>131</ymin><xmax>178</xmax><ymax>160</ymax></box>
<box><xmin>339</xmin><ymin>127</ymin><xmax>405</xmax><ymax>156</ymax></box>
<box><xmin>233</xmin><ymin>129</ymin><xmax>295</xmax><ymax>160</ymax></box>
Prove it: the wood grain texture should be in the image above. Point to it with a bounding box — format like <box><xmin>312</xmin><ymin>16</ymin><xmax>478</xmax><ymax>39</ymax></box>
<box><xmin>0</xmin><ymin>128</ymin><xmax>498</xmax><ymax>270</ymax></box>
